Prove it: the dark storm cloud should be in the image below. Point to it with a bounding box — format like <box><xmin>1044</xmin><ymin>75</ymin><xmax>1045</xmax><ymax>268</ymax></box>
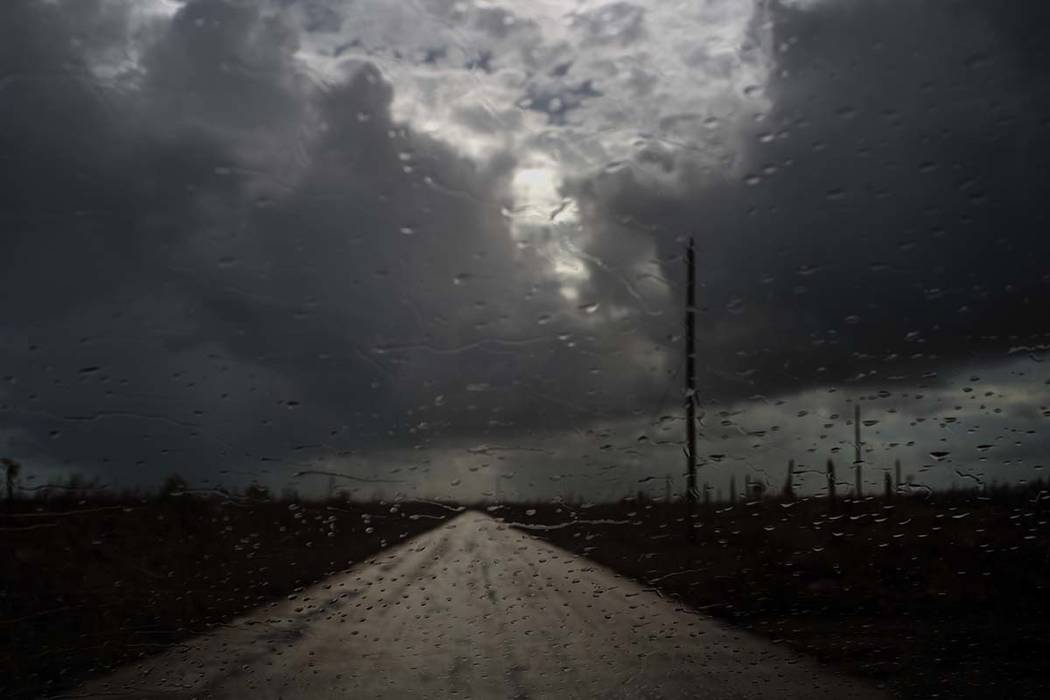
<box><xmin>1</xmin><ymin>0</ymin><xmax>311</xmax><ymax>479</ymax></box>
<box><xmin>520</xmin><ymin>78</ymin><xmax>602</xmax><ymax>125</ymax></box>
<box><xmin>472</xmin><ymin>7</ymin><xmax>524</xmax><ymax>40</ymax></box>
<box><xmin>570</xmin><ymin>0</ymin><xmax>1050</xmax><ymax>403</ymax></box>
<box><xmin>0</xmin><ymin>0</ymin><xmax>519</xmax><ymax>481</ymax></box>
<box><xmin>0</xmin><ymin>0</ymin><xmax>665</xmax><ymax>486</ymax></box>
<box><xmin>3</xmin><ymin>0</ymin><xmax>1050</xmax><ymax>493</ymax></box>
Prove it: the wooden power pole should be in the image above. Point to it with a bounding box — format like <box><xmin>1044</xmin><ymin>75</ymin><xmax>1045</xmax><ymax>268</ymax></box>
<box><xmin>685</xmin><ymin>239</ymin><xmax>698</xmax><ymax>542</ymax></box>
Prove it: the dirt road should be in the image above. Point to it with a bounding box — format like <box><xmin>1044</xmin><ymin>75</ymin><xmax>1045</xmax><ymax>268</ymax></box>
<box><xmin>64</xmin><ymin>512</ymin><xmax>887</xmax><ymax>699</ymax></box>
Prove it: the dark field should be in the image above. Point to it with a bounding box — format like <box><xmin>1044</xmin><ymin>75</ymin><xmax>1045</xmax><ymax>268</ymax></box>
<box><xmin>5</xmin><ymin>486</ymin><xmax>1048</xmax><ymax>699</ymax></box>
<box><xmin>0</xmin><ymin>493</ymin><xmax>455</xmax><ymax>699</ymax></box>
<box><xmin>497</xmin><ymin>487</ymin><xmax>1050</xmax><ymax>699</ymax></box>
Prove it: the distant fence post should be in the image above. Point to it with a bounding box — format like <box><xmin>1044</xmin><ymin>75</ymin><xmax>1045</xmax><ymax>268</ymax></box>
<box><xmin>729</xmin><ymin>474</ymin><xmax>737</xmax><ymax>505</ymax></box>
<box><xmin>884</xmin><ymin>472</ymin><xmax>893</xmax><ymax>500</ymax></box>
<box><xmin>783</xmin><ymin>459</ymin><xmax>796</xmax><ymax>500</ymax></box>
<box><xmin>895</xmin><ymin>458</ymin><xmax>902</xmax><ymax>495</ymax></box>
<box><xmin>854</xmin><ymin>404</ymin><xmax>862</xmax><ymax>499</ymax></box>
<box><xmin>3</xmin><ymin>458</ymin><xmax>21</xmax><ymax>504</ymax></box>
<box><xmin>827</xmin><ymin>458</ymin><xmax>837</xmax><ymax>507</ymax></box>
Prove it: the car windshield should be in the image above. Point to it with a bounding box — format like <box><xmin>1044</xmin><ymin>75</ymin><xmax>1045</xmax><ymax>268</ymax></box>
<box><xmin>3</xmin><ymin>1</ymin><xmax>1049</xmax><ymax>698</ymax></box>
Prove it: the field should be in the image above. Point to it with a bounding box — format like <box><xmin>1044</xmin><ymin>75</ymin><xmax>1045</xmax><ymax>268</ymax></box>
<box><xmin>0</xmin><ymin>492</ymin><xmax>455</xmax><ymax>699</ymax></box>
<box><xmin>5</xmin><ymin>484</ymin><xmax>1048</xmax><ymax>699</ymax></box>
<box><xmin>497</xmin><ymin>487</ymin><xmax>1050</xmax><ymax>699</ymax></box>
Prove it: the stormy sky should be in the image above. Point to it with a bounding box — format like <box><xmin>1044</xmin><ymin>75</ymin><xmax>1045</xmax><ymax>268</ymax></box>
<box><xmin>2</xmin><ymin>0</ymin><xmax>1049</xmax><ymax>500</ymax></box>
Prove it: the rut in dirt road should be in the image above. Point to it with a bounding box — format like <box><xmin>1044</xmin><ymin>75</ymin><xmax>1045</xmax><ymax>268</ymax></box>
<box><xmin>65</xmin><ymin>512</ymin><xmax>888</xmax><ymax>699</ymax></box>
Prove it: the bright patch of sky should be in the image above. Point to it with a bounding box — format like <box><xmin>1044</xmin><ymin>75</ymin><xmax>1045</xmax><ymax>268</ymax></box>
<box><xmin>292</xmin><ymin>0</ymin><xmax>776</xmax><ymax>295</ymax></box>
<box><xmin>261</xmin><ymin>356</ymin><xmax>1050</xmax><ymax>501</ymax></box>
<box><xmin>79</xmin><ymin>0</ymin><xmax>776</xmax><ymax>316</ymax></box>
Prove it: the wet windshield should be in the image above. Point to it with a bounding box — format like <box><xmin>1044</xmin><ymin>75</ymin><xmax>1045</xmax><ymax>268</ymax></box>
<box><xmin>3</xmin><ymin>1</ymin><xmax>1049</xmax><ymax>698</ymax></box>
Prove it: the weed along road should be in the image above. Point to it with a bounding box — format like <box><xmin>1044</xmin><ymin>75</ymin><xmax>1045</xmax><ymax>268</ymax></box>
<box><xmin>66</xmin><ymin>512</ymin><xmax>887</xmax><ymax>699</ymax></box>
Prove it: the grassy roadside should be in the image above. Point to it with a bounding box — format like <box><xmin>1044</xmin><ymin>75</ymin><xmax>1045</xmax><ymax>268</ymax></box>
<box><xmin>497</xmin><ymin>491</ymin><xmax>1050</xmax><ymax>698</ymax></box>
<box><xmin>0</xmin><ymin>494</ymin><xmax>454</xmax><ymax>698</ymax></box>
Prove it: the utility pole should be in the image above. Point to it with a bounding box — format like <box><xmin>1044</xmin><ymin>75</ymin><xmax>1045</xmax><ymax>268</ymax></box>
<box><xmin>854</xmin><ymin>403</ymin><xmax>862</xmax><ymax>498</ymax></box>
<box><xmin>784</xmin><ymin>459</ymin><xmax>796</xmax><ymax>500</ymax></box>
<box><xmin>685</xmin><ymin>238</ymin><xmax>698</xmax><ymax>542</ymax></box>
